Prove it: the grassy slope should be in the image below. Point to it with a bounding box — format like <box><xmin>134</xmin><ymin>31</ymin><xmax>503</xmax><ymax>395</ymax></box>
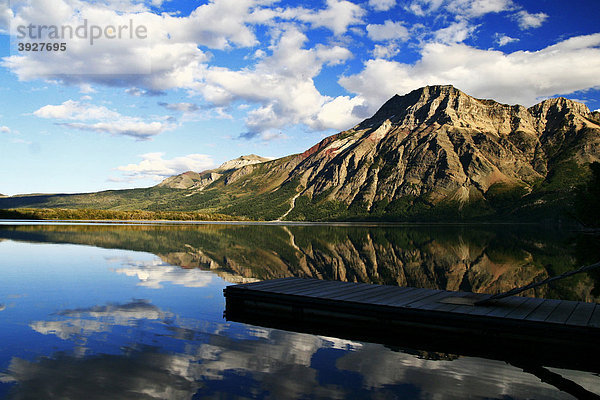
<box><xmin>0</xmin><ymin>208</ymin><xmax>242</xmax><ymax>221</ymax></box>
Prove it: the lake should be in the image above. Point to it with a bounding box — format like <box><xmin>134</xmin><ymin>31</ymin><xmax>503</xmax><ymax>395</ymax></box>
<box><xmin>0</xmin><ymin>222</ymin><xmax>598</xmax><ymax>399</ymax></box>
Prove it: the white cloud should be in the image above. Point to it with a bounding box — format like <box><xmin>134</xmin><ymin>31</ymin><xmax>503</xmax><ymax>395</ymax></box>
<box><xmin>30</xmin><ymin>300</ymin><xmax>170</xmax><ymax>340</ymax></box>
<box><xmin>114</xmin><ymin>258</ymin><xmax>218</xmax><ymax>288</ymax></box>
<box><xmin>434</xmin><ymin>20</ymin><xmax>477</xmax><ymax>43</ymax></box>
<box><xmin>446</xmin><ymin>0</ymin><xmax>514</xmax><ymax>17</ymax></box>
<box><xmin>0</xmin><ymin>125</ymin><xmax>10</xmax><ymax>133</ymax></box>
<box><xmin>158</xmin><ymin>102</ymin><xmax>199</xmax><ymax>112</ymax></box>
<box><xmin>34</xmin><ymin>99</ymin><xmax>174</xmax><ymax>140</ymax></box>
<box><xmin>0</xmin><ymin>2</ymin><xmax>12</xmax><ymax>33</ymax></box>
<box><xmin>288</xmin><ymin>0</ymin><xmax>365</xmax><ymax>35</ymax></box>
<box><xmin>495</xmin><ymin>34</ymin><xmax>518</xmax><ymax>46</ymax></box>
<box><xmin>61</xmin><ymin>120</ymin><xmax>173</xmax><ymax>140</ymax></box>
<box><xmin>407</xmin><ymin>0</ymin><xmax>513</xmax><ymax>17</ymax></box>
<box><xmin>369</xmin><ymin>0</ymin><xmax>396</xmax><ymax>11</ymax></box>
<box><xmin>406</xmin><ymin>0</ymin><xmax>444</xmax><ymax>16</ymax></box>
<box><xmin>2</xmin><ymin>0</ymin><xmax>271</xmax><ymax>91</ymax></box>
<box><xmin>366</xmin><ymin>20</ymin><xmax>410</xmax><ymax>42</ymax></box>
<box><xmin>168</xmin><ymin>0</ymin><xmax>263</xmax><ymax>49</ymax></box>
<box><xmin>372</xmin><ymin>43</ymin><xmax>400</xmax><ymax>59</ymax></box>
<box><xmin>125</xmin><ymin>88</ymin><xmax>145</xmax><ymax>97</ymax></box>
<box><xmin>34</xmin><ymin>100</ymin><xmax>120</xmax><ymax>120</ymax></box>
<box><xmin>514</xmin><ymin>10</ymin><xmax>548</xmax><ymax>29</ymax></box>
<box><xmin>339</xmin><ymin>33</ymin><xmax>600</xmax><ymax>116</ymax></box>
<box><xmin>316</xmin><ymin>96</ymin><xmax>365</xmax><ymax>130</ymax></box>
<box><xmin>116</xmin><ymin>152</ymin><xmax>215</xmax><ymax>181</ymax></box>
<box><xmin>150</xmin><ymin>0</ymin><xmax>169</xmax><ymax>7</ymax></box>
<box><xmin>79</xmin><ymin>84</ymin><xmax>96</xmax><ymax>94</ymax></box>
<box><xmin>315</xmin><ymin>44</ymin><xmax>353</xmax><ymax>66</ymax></box>
<box><xmin>195</xmin><ymin>27</ymin><xmax>357</xmax><ymax>137</ymax></box>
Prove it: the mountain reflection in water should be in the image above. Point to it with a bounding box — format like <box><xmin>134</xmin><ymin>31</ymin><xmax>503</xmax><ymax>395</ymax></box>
<box><xmin>0</xmin><ymin>223</ymin><xmax>598</xmax><ymax>301</ymax></box>
<box><xmin>0</xmin><ymin>223</ymin><xmax>598</xmax><ymax>399</ymax></box>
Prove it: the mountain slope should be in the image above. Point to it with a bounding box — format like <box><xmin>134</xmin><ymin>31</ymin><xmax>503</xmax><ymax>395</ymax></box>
<box><xmin>1</xmin><ymin>85</ymin><xmax>599</xmax><ymax>222</ymax></box>
<box><xmin>278</xmin><ymin>86</ymin><xmax>600</xmax><ymax>220</ymax></box>
<box><xmin>157</xmin><ymin>154</ymin><xmax>271</xmax><ymax>190</ymax></box>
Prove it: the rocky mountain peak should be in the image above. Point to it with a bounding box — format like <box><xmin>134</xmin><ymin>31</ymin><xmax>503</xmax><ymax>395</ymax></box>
<box><xmin>157</xmin><ymin>154</ymin><xmax>271</xmax><ymax>190</ymax></box>
<box><xmin>530</xmin><ymin>97</ymin><xmax>591</xmax><ymax>117</ymax></box>
<box><xmin>358</xmin><ymin>85</ymin><xmax>597</xmax><ymax>139</ymax></box>
<box><xmin>217</xmin><ymin>154</ymin><xmax>270</xmax><ymax>171</ymax></box>
<box><xmin>528</xmin><ymin>97</ymin><xmax>597</xmax><ymax>135</ymax></box>
<box><xmin>358</xmin><ymin>85</ymin><xmax>535</xmax><ymax>136</ymax></box>
<box><xmin>360</xmin><ymin>85</ymin><xmax>460</xmax><ymax>127</ymax></box>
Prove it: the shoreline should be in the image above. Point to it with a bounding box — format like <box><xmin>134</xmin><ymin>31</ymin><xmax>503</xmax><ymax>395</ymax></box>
<box><xmin>0</xmin><ymin>218</ymin><xmax>555</xmax><ymax>227</ymax></box>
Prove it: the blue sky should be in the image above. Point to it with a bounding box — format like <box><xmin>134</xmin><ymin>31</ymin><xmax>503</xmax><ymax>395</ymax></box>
<box><xmin>0</xmin><ymin>0</ymin><xmax>599</xmax><ymax>195</ymax></box>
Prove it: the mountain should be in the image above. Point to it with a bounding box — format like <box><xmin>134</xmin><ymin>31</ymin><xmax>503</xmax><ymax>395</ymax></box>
<box><xmin>217</xmin><ymin>154</ymin><xmax>271</xmax><ymax>170</ymax></box>
<box><xmin>157</xmin><ymin>154</ymin><xmax>271</xmax><ymax>190</ymax></box>
<box><xmin>1</xmin><ymin>85</ymin><xmax>599</xmax><ymax>222</ymax></box>
<box><xmin>273</xmin><ymin>85</ymin><xmax>600</xmax><ymax>220</ymax></box>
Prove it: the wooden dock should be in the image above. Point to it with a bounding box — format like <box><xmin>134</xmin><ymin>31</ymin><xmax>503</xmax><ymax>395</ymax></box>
<box><xmin>224</xmin><ymin>277</ymin><xmax>600</xmax><ymax>373</ymax></box>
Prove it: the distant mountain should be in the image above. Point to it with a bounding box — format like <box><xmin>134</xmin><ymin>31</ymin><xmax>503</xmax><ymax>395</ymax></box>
<box><xmin>157</xmin><ymin>154</ymin><xmax>271</xmax><ymax>190</ymax></box>
<box><xmin>2</xmin><ymin>85</ymin><xmax>599</xmax><ymax>222</ymax></box>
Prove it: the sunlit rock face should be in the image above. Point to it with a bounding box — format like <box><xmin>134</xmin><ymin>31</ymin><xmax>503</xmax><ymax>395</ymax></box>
<box><xmin>157</xmin><ymin>155</ymin><xmax>271</xmax><ymax>190</ymax></box>
<box><xmin>285</xmin><ymin>85</ymin><xmax>600</xmax><ymax>211</ymax></box>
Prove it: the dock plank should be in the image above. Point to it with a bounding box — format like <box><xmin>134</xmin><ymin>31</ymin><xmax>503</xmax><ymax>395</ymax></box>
<box><xmin>504</xmin><ymin>297</ymin><xmax>545</xmax><ymax>320</ymax></box>
<box><xmin>385</xmin><ymin>288</ymin><xmax>444</xmax><ymax>307</ymax></box>
<box><xmin>484</xmin><ymin>296</ymin><xmax>530</xmax><ymax>319</ymax></box>
<box><xmin>421</xmin><ymin>295</ymin><xmax>467</xmax><ymax>312</ymax></box>
<box><xmin>588</xmin><ymin>305</ymin><xmax>600</xmax><ymax>328</ymax></box>
<box><xmin>369</xmin><ymin>287</ymin><xmax>422</xmax><ymax>305</ymax></box>
<box><xmin>447</xmin><ymin>301</ymin><xmax>496</xmax><ymax>316</ymax></box>
<box><xmin>565</xmin><ymin>302</ymin><xmax>597</xmax><ymax>327</ymax></box>
<box><xmin>256</xmin><ymin>279</ymin><xmax>328</xmax><ymax>294</ymax></box>
<box><xmin>311</xmin><ymin>282</ymin><xmax>380</xmax><ymax>300</ymax></box>
<box><xmin>280</xmin><ymin>280</ymin><xmax>349</xmax><ymax>296</ymax></box>
<box><xmin>420</xmin><ymin>292</ymin><xmax>486</xmax><ymax>312</ymax></box>
<box><xmin>524</xmin><ymin>299</ymin><xmax>562</xmax><ymax>322</ymax></box>
<box><xmin>329</xmin><ymin>284</ymin><xmax>402</xmax><ymax>302</ymax></box>
<box><xmin>237</xmin><ymin>277</ymin><xmax>291</xmax><ymax>287</ymax></box>
<box><xmin>404</xmin><ymin>290</ymin><xmax>455</xmax><ymax>309</ymax></box>
<box><xmin>350</xmin><ymin>286</ymin><xmax>414</xmax><ymax>304</ymax></box>
<box><xmin>544</xmin><ymin>300</ymin><xmax>579</xmax><ymax>324</ymax></box>
<box><xmin>249</xmin><ymin>277</ymin><xmax>318</xmax><ymax>292</ymax></box>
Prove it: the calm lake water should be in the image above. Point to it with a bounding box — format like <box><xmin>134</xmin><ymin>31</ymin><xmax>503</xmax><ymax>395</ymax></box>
<box><xmin>0</xmin><ymin>222</ymin><xmax>598</xmax><ymax>399</ymax></box>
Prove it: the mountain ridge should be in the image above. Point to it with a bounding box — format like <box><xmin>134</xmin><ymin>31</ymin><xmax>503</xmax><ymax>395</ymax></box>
<box><xmin>156</xmin><ymin>154</ymin><xmax>271</xmax><ymax>190</ymax></box>
<box><xmin>1</xmin><ymin>85</ymin><xmax>599</xmax><ymax>222</ymax></box>
<box><xmin>266</xmin><ymin>85</ymin><xmax>599</xmax><ymax>219</ymax></box>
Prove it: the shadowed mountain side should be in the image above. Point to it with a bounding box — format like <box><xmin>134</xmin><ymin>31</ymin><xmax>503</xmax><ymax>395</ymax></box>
<box><xmin>1</xmin><ymin>85</ymin><xmax>599</xmax><ymax>222</ymax></box>
<box><xmin>0</xmin><ymin>224</ymin><xmax>597</xmax><ymax>302</ymax></box>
